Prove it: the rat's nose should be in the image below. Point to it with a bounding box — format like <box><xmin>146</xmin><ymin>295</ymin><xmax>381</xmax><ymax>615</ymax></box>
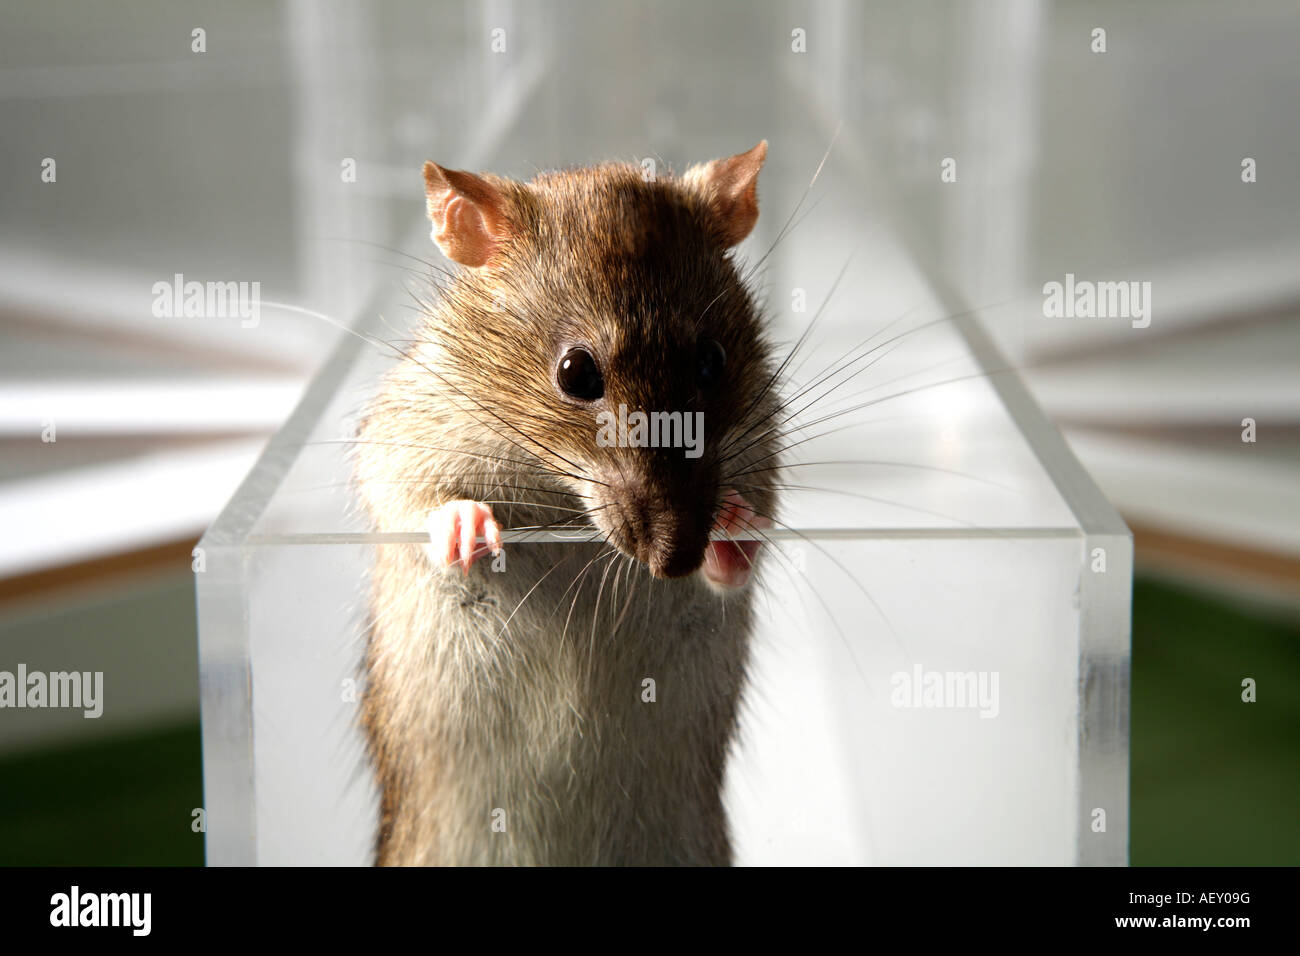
<box><xmin>610</xmin><ymin>480</ymin><xmax>708</xmax><ymax>578</ymax></box>
<box><xmin>647</xmin><ymin>527</ymin><xmax>707</xmax><ymax>579</ymax></box>
<box><xmin>624</xmin><ymin>504</ymin><xmax>705</xmax><ymax>578</ymax></box>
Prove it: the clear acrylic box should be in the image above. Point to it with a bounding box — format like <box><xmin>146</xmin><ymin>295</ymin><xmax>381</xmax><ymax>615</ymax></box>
<box><xmin>198</xmin><ymin>0</ymin><xmax>1131</xmax><ymax>866</ymax></box>
<box><xmin>197</xmin><ymin>258</ymin><xmax>1130</xmax><ymax>867</ymax></box>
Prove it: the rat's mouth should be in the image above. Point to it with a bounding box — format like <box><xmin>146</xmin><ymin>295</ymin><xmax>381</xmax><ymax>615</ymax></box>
<box><xmin>700</xmin><ymin>490</ymin><xmax>769</xmax><ymax>590</ymax></box>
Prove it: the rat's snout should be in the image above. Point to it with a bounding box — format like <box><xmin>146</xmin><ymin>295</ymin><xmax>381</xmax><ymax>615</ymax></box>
<box><xmin>647</xmin><ymin>517</ymin><xmax>710</xmax><ymax>579</ymax></box>
<box><xmin>606</xmin><ymin>478</ymin><xmax>711</xmax><ymax>579</ymax></box>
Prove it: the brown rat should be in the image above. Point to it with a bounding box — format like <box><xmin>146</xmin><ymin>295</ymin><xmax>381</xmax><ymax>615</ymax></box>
<box><xmin>354</xmin><ymin>142</ymin><xmax>782</xmax><ymax>865</ymax></box>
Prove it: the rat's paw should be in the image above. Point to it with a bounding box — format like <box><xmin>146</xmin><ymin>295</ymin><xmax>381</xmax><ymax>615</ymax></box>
<box><xmin>425</xmin><ymin>500</ymin><xmax>503</xmax><ymax>574</ymax></box>
<box><xmin>701</xmin><ymin>490</ymin><xmax>771</xmax><ymax>591</ymax></box>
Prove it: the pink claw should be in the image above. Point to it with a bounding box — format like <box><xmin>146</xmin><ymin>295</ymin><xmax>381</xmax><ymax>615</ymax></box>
<box><xmin>425</xmin><ymin>500</ymin><xmax>502</xmax><ymax>573</ymax></box>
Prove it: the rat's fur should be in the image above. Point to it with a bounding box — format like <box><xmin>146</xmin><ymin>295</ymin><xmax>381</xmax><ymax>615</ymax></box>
<box><xmin>355</xmin><ymin>152</ymin><xmax>780</xmax><ymax>865</ymax></box>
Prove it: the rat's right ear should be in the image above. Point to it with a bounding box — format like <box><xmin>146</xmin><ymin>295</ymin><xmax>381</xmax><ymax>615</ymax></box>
<box><xmin>423</xmin><ymin>162</ymin><xmax>511</xmax><ymax>267</ymax></box>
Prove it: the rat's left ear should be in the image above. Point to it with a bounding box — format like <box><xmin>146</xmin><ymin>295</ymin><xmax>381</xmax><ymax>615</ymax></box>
<box><xmin>682</xmin><ymin>140</ymin><xmax>767</xmax><ymax>247</ymax></box>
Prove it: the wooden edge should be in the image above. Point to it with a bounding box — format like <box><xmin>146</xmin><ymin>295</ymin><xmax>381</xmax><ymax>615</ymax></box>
<box><xmin>0</xmin><ymin>537</ymin><xmax>199</xmax><ymax>607</ymax></box>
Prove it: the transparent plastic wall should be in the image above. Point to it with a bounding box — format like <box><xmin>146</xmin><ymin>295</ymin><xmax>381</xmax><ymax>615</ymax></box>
<box><xmin>198</xmin><ymin>0</ymin><xmax>1130</xmax><ymax>865</ymax></box>
<box><xmin>197</xmin><ymin>291</ymin><xmax>1131</xmax><ymax>865</ymax></box>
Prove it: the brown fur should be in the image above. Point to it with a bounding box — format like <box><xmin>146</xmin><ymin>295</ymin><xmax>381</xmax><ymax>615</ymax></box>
<box><xmin>355</xmin><ymin>147</ymin><xmax>781</xmax><ymax>865</ymax></box>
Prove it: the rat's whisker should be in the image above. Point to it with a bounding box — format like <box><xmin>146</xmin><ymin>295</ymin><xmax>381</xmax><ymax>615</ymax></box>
<box><xmin>308</xmin><ymin>438</ymin><xmax>556</xmax><ymax>474</ymax></box>
<box><xmin>325</xmin><ymin>235</ymin><xmax>456</xmax><ymax>279</ymax></box>
<box><xmin>726</xmin><ymin>458</ymin><xmax>1014</xmax><ymax>492</ymax></box>
<box><xmin>723</xmin><ymin>254</ymin><xmax>857</xmax><ymax>458</ymax></box>
<box><xmin>723</xmin><ymin>292</ymin><xmax>1025</xmax><ymax>468</ymax></box>
<box><xmin>730</xmin><ymin>350</ymin><xmax>1027</xmax><ymax>477</ymax></box>
<box><xmin>720</xmin><ymin>311</ymin><xmax>953</xmax><ymax>467</ymax></box>
<box><xmin>610</xmin><ymin>553</ymin><xmax>639</xmax><ymax>635</ymax></box>
<box><xmin>740</xmin><ymin>507</ymin><xmax>904</xmax><ymax>661</ymax></box>
<box><xmin>488</xmin><ymin>536</ymin><xmax>608</xmax><ymax>644</ymax></box>
<box><xmin>396</xmin><ymin>340</ymin><xmax>607</xmax><ymax>488</ymax></box>
<box><xmin>257</xmin><ymin>300</ymin><xmax>602</xmax><ymax>491</ymax></box>
<box><xmin>502</xmin><ymin>502</ymin><xmax>614</xmax><ymax>537</ymax></box>
<box><xmin>724</xmin><ymin>510</ymin><xmax>873</xmax><ymax>685</ymax></box>
<box><xmin>733</xmin><ymin>481</ymin><xmax>992</xmax><ymax>531</ymax></box>
<box><xmin>767</xmin><ymin>363</ymin><xmax>1027</xmax><ymax>456</ymax></box>
<box><xmin>559</xmin><ymin>536</ymin><xmax>617</xmax><ymax>650</ymax></box>
<box><xmin>742</xmin><ymin>120</ymin><xmax>842</xmax><ymax>280</ymax></box>
<box><xmin>588</xmin><ymin>547</ymin><xmax>624</xmax><ymax>670</ymax></box>
<box><xmin>259</xmin><ymin>299</ymin><xmax>412</xmax><ymax>362</ymax></box>
<box><xmin>692</xmin><ymin>285</ymin><xmax>732</xmax><ymax>332</ymax></box>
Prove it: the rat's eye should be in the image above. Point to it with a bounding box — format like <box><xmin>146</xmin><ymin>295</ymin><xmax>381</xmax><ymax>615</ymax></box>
<box><xmin>697</xmin><ymin>339</ymin><xmax>726</xmax><ymax>389</ymax></box>
<box><xmin>557</xmin><ymin>347</ymin><xmax>604</xmax><ymax>401</ymax></box>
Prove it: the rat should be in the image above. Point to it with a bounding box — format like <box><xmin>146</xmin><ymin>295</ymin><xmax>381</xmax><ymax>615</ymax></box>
<box><xmin>353</xmin><ymin>141</ymin><xmax>782</xmax><ymax>865</ymax></box>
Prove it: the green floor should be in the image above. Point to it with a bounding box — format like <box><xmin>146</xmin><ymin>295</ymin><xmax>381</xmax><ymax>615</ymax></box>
<box><xmin>0</xmin><ymin>721</ymin><xmax>204</xmax><ymax>865</ymax></box>
<box><xmin>0</xmin><ymin>575</ymin><xmax>1295</xmax><ymax>865</ymax></box>
<box><xmin>1129</xmin><ymin>577</ymin><xmax>1300</xmax><ymax>865</ymax></box>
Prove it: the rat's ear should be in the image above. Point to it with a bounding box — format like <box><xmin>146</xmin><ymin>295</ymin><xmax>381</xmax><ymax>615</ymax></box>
<box><xmin>423</xmin><ymin>161</ymin><xmax>511</xmax><ymax>267</ymax></box>
<box><xmin>682</xmin><ymin>140</ymin><xmax>767</xmax><ymax>248</ymax></box>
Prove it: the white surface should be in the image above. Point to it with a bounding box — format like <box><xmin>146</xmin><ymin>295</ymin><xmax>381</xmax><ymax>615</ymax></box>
<box><xmin>1064</xmin><ymin>430</ymin><xmax>1300</xmax><ymax>558</ymax></box>
<box><xmin>0</xmin><ymin>378</ymin><xmax>301</xmax><ymax>436</ymax></box>
<box><xmin>728</xmin><ymin>536</ymin><xmax>1082</xmax><ymax>865</ymax></box>
<box><xmin>0</xmin><ymin>438</ymin><xmax>265</xmax><ymax>577</ymax></box>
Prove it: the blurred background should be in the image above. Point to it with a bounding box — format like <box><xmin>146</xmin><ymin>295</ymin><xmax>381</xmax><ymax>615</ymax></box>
<box><xmin>0</xmin><ymin>0</ymin><xmax>1296</xmax><ymax>864</ymax></box>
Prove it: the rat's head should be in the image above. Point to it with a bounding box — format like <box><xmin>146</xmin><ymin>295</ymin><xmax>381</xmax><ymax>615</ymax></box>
<box><xmin>420</xmin><ymin>143</ymin><xmax>780</xmax><ymax>590</ymax></box>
